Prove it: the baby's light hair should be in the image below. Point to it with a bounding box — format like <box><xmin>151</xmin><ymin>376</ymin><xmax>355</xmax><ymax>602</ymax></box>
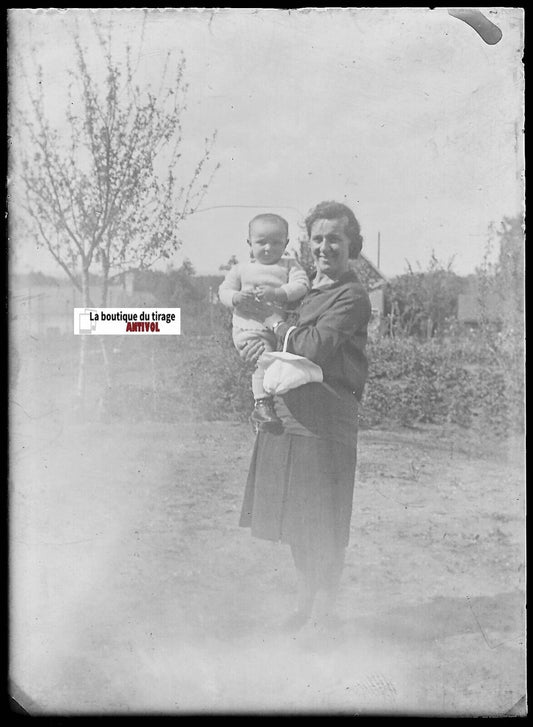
<box><xmin>248</xmin><ymin>213</ymin><xmax>289</xmax><ymax>239</ymax></box>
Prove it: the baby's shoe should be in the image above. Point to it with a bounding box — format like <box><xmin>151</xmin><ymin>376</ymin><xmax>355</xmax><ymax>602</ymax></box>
<box><xmin>250</xmin><ymin>397</ymin><xmax>283</xmax><ymax>434</ymax></box>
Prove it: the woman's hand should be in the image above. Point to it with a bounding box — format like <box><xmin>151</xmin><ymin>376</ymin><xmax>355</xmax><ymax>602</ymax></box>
<box><xmin>240</xmin><ymin>338</ymin><xmax>267</xmax><ymax>364</ymax></box>
<box><xmin>240</xmin><ymin>329</ymin><xmax>277</xmax><ymax>364</ymax></box>
<box><xmin>233</xmin><ymin>291</ymin><xmax>269</xmax><ymax>322</ymax></box>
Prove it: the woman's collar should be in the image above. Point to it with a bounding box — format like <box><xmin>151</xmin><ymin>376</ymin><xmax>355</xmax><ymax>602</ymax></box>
<box><xmin>311</xmin><ymin>268</ymin><xmax>359</xmax><ymax>289</ymax></box>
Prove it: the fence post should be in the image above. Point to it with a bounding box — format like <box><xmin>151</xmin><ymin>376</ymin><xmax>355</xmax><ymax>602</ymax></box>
<box><xmin>209</xmin><ymin>286</ymin><xmax>214</xmax><ymax>332</ymax></box>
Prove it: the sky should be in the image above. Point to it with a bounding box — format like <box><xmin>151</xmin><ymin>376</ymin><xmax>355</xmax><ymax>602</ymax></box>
<box><xmin>8</xmin><ymin>7</ymin><xmax>524</xmax><ymax>279</ymax></box>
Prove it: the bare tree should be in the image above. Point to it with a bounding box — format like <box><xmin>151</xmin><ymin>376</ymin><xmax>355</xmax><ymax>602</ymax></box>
<box><xmin>12</xmin><ymin>14</ymin><xmax>220</xmax><ymax>404</ymax></box>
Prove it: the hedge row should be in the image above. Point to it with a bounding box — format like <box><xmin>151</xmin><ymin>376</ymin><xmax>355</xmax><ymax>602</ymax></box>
<box><xmin>361</xmin><ymin>336</ymin><xmax>523</xmax><ymax>434</ymax></box>
<box><xmin>182</xmin><ymin>328</ymin><xmax>524</xmax><ymax>437</ymax></box>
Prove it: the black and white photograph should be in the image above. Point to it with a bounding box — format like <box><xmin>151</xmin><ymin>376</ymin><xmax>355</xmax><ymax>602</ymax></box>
<box><xmin>8</xmin><ymin>7</ymin><xmax>525</xmax><ymax>716</ymax></box>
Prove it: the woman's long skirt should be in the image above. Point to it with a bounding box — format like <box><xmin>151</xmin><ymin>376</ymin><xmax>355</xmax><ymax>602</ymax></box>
<box><xmin>240</xmin><ymin>431</ymin><xmax>357</xmax><ymax>589</ymax></box>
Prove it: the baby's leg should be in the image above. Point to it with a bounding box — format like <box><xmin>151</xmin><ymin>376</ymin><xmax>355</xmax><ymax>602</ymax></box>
<box><xmin>252</xmin><ymin>346</ymin><xmax>272</xmax><ymax>400</ymax></box>
<box><xmin>233</xmin><ymin>330</ymin><xmax>281</xmax><ymax>431</ymax></box>
<box><xmin>233</xmin><ymin>328</ymin><xmax>274</xmax><ymax>399</ymax></box>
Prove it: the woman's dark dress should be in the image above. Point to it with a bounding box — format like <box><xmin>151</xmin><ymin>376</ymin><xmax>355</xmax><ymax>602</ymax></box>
<box><xmin>239</xmin><ymin>269</ymin><xmax>371</xmax><ymax>586</ymax></box>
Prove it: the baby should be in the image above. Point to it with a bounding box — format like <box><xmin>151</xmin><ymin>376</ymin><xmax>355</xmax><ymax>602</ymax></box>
<box><xmin>218</xmin><ymin>213</ymin><xmax>310</xmax><ymax>432</ymax></box>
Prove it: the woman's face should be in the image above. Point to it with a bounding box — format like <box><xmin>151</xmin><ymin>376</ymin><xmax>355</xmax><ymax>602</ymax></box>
<box><xmin>309</xmin><ymin>217</ymin><xmax>352</xmax><ymax>280</ymax></box>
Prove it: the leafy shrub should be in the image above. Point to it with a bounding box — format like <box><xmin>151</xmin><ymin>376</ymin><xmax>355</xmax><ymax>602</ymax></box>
<box><xmin>179</xmin><ymin>304</ymin><xmax>255</xmax><ymax>421</ymax></box>
<box><xmin>183</xmin><ymin>344</ymin><xmax>255</xmax><ymax>421</ymax></box>
<box><xmin>95</xmin><ymin>277</ymin><xmax>522</xmax><ymax>437</ymax></box>
<box><xmin>384</xmin><ymin>254</ymin><xmax>464</xmax><ymax>339</ymax></box>
<box><xmin>175</xmin><ymin>320</ymin><xmax>523</xmax><ymax>436</ymax></box>
<box><xmin>360</xmin><ymin>331</ymin><xmax>524</xmax><ymax>435</ymax></box>
<box><xmin>170</xmin><ymin>306</ymin><xmax>524</xmax><ymax>434</ymax></box>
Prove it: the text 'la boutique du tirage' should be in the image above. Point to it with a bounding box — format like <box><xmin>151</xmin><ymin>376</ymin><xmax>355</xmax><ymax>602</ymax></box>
<box><xmin>91</xmin><ymin>311</ymin><xmax>177</xmax><ymax>324</ymax></box>
<box><xmin>92</xmin><ymin>310</ymin><xmax>176</xmax><ymax>333</ymax></box>
<box><xmin>74</xmin><ymin>308</ymin><xmax>181</xmax><ymax>335</ymax></box>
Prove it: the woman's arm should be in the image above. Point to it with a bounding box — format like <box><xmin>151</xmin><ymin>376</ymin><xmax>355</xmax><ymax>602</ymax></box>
<box><xmin>275</xmin><ymin>286</ymin><xmax>371</xmax><ymax>367</ymax></box>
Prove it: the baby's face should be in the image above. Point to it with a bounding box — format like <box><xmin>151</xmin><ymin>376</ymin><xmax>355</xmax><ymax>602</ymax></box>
<box><xmin>248</xmin><ymin>219</ymin><xmax>288</xmax><ymax>264</ymax></box>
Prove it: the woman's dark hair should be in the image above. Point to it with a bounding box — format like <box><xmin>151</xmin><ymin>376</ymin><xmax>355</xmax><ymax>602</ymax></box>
<box><xmin>304</xmin><ymin>201</ymin><xmax>363</xmax><ymax>259</ymax></box>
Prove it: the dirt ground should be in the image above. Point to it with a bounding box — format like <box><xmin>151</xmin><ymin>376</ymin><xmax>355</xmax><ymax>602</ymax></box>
<box><xmin>9</xmin><ymin>336</ymin><xmax>526</xmax><ymax>715</ymax></box>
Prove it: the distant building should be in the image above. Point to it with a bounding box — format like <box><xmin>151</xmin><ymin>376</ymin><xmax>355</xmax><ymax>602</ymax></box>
<box><xmin>10</xmin><ymin>272</ymin><xmax>157</xmax><ymax>339</ymax></box>
<box><xmin>457</xmin><ymin>277</ymin><xmax>501</xmax><ymax>324</ymax></box>
<box><xmin>350</xmin><ymin>253</ymin><xmax>388</xmax><ymax>318</ymax></box>
<box><xmin>11</xmin><ymin>279</ymin><xmax>83</xmax><ymax>338</ymax></box>
<box><xmin>113</xmin><ymin>270</ymin><xmax>158</xmax><ymax>307</ymax></box>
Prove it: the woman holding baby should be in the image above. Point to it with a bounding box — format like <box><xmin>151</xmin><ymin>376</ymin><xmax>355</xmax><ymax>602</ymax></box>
<box><xmin>222</xmin><ymin>200</ymin><xmax>371</xmax><ymax>631</ymax></box>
